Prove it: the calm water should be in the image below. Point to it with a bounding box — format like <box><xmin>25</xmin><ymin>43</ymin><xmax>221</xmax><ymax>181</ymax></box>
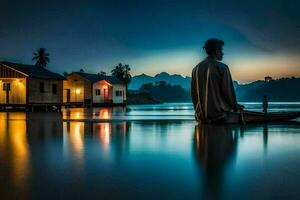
<box><xmin>1</xmin><ymin>103</ymin><xmax>300</xmax><ymax>199</ymax></box>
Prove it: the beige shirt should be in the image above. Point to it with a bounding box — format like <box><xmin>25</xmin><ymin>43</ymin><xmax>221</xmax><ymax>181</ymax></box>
<box><xmin>191</xmin><ymin>57</ymin><xmax>238</xmax><ymax>122</ymax></box>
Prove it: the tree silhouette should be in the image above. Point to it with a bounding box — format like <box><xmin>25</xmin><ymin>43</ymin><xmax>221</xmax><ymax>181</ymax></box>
<box><xmin>111</xmin><ymin>63</ymin><xmax>132</xmax><ymax>95</ymax></box>
<box><xmin>32</xmin><ymin>48</ymin><xmax>50</xmax><ymax>67</ymax></box>
<box><xmin>139</xmin><ymin>82</ymin><xmax>190</xmax><ymax>102</ymax></box>
<box><xmin>99</xmin><ymin>71</ymin><xmax>106</xmax><ymax>76</ymax></box>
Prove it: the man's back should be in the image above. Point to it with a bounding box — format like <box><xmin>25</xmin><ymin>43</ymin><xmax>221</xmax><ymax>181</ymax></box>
<box><xmin>191</xmin><ymin>56</ymin><xmax>238</xmax><ymax>122</ymax></box>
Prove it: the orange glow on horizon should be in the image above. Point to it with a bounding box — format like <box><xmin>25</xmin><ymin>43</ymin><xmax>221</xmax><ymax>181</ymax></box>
<box><xmin>129</xmin><ymin>50</ymin><xmax>300</xmax><ymax>83</ymax></box>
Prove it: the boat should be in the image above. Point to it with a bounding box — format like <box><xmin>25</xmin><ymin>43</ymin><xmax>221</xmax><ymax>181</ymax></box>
<box><xmin>239</xmin><ymin>110</ymin><xmax>300</xmax><ymax>123</ymax></box>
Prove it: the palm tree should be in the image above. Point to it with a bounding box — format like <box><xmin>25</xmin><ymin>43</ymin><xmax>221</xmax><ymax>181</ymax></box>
<box><xmin>111</xmin><ymin>63</ymin><xmax>132</xmax><ymax>98</ymax></box>
<box><xmin>32</xmin><ymin>48</ymin><xmax>50</xmax><ymax>67</ymax></box>
<box><xmin>111</xmin><ymin>63</ymin><xmax>124</xmax><ymax>79</ymax></box>
<box><xmin>122</xmin><ymin>64</ymin><xmax>132</xmax><ymax>85</ymax></box>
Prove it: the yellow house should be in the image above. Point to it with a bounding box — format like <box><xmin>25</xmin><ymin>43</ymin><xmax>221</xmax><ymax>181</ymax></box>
<box><xmin>63</xmin><ymin>72</ymin><xmax>126</xmax><ymax>105</ymax></box>
<box><xmin>0</xmin><ymin>61</ymin><xmax>65</xmax><ymax>109</ymax></box>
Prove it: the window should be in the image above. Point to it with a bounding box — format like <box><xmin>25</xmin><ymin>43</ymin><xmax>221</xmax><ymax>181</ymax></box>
<box><xmin>40</xmin><ymin>82</ymin><xmax>45</xmax><ymax>93</ymax></box>
<box><xmin>115</xmin><ymin>90</ymin><xmax>123</xmax><ymax>97</ymax></box>
<box><xmin>52</xmin><ymin>84</ymin><xmax>57</xmax><ymax>94</ymax></box>
<box><xmin>95</xmin><ymin>89</ymin><xmax>101</xmax><ymax>96</ymax></box>
<box><xmin>3</xmin><ymin>83</ymin><xmax>10</xmax><ymax>91</ymax></box>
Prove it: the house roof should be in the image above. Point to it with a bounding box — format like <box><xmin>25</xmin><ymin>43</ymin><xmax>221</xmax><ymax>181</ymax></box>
<box><xmin>0</xmin><ymin>61</ymin><xmax>65</xmax><ymax>80</ymax></box>
<box><xmin>73</xmin><ymin>72</ymin><xmax>125</xmax><ymax>84</ymax></box>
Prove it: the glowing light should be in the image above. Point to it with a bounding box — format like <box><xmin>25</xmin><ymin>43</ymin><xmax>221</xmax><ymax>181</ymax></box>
<box><xmin>103</xmin><ymin>123</ymin><xmax>110</xmax><ymax>144</ymax></box>
<box><xmin>69</xmin><ymin>122</ymin><xmax>84</xmax><ymax>157</ymax></box>
<box><xmin>4</xmin><ymin>113</ymin><xmax>29</xmax><ymax>186</ymax></box>
<box><xmin>76</xmin><ymin>89</ymin><xmax>80</xmax><ymax>94</ymax></box>
<box><xmin>100</xmin><ymin>108</ymin><xmax>110</xmax><ymax>119</ymax></box>
<box><xmin>122</xmin><ymin>122</ymin><xmax>127</xmax><ymax>134</ymax></box>
<box><xmin>99</xmin><ymin>123</ymin><xmax>110</xmax><ymax>145</ymax></box>
<box><xmin>18</xmin><ymin>80</ymin><xmax>22</xmax><ymax>86</ymax></box>
<box><xmin>103</xmin><ymin>111</ymin><xmax>108</xmax><ymax>119</ymax></box>
<box><xmin>75</xmin><ymin>112</ymin><xmax>80</xmax><ymax>119</ymax></box>
<box><xmin>103</xmin><ymin>85</ymin><xmax>108</xmax><ymax>89</ymax></box>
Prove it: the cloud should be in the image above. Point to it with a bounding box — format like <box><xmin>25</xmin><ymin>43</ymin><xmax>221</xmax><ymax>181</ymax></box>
<box><xmin>206</xmin><ymin>0</ymin><xmax>300</xmax><ymax>53</ymax></box>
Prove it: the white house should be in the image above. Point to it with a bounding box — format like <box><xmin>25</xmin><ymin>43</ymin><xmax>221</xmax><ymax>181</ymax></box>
<box><xmin>63</xmin><ymin>72</ymin><xmax>126</xmax><ymax>105</ymax></box>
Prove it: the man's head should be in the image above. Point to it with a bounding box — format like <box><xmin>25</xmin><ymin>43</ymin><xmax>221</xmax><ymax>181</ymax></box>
<box><xmin>203</xmin><ymin>38</ymin><xmax>224</xmax><ymax>61</ymax></box>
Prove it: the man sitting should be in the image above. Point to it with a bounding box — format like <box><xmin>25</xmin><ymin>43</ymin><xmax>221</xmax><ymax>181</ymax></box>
<box><xmin>191</xmin><ymin>38</ymin><xmax>243</xmax><ymax>123</ymax></box>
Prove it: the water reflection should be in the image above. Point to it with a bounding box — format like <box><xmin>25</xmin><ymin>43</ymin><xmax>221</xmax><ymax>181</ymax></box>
<box><xmin>0</xmin><ymin>112</ymin><xmax>30</xmax><ymax>199</ymax></box>
<box><xmin>0</xmin><ymin>110</ymin><xmax>131</xmax><ymax>199</ymax></box>
<box><xmin>63</xmin><ymin>121</ymin><xmax>130</xmax><ymax>161</ymax></box>
<box><xmin>62</xmin><ymin>107</ymin><xmax>127</xmax><ymax>120</ymax></box>
<box><xmin>96</xmin><ymin>123</ymin><xmax>111</xmax><ymax>146</ymax></box>
<box><xmin>193</xmin><ymin>122</ymin><xmax>300</xmax><ymax>199</ymax></box>
<box><xmin>93</xmin><ymin>122</ymin><xmax>130</xmax><ymax>159</ymax></box>
<box><xmin>263</xmin><ymin>124</ymin><xmax>268</xmax><ymax>151</ymax></box>
<box><xmin>65</xmin><ymin>122</ymin><xmax>85</xmax><ymax>161</ymax></box>
<box><xmin>194</xmin><ymin>124</ymin><xmax>239</xmax><ymax>200</ymax></box>
<box><xmin>1</xmin><ymin>106</ymin><xmax>300</xmax><ymax>199</ymax></box>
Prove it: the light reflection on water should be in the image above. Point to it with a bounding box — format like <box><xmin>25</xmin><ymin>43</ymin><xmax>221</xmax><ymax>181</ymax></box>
<box><xmin>0</xmin><ymin>113</ymin><xmax>30</xmax><ymax>199</ymax></box>
<box><xmin>61</xmin><ymin>102</ymin><xmax>300</xmax><ymax>121</ymax></box>
<box><xmin>0</xmin><ymin>104</ymin><xmax>300</xmax><ymax>199</ymax></box>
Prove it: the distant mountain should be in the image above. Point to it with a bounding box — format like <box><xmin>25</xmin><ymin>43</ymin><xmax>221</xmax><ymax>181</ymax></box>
<box><xmin>130</xmin><ymin>73</ymin><xmax>300</xmax><ymax>102</ymax></box>
<box><xmin>129</xmin><ymin>72</ymin><xmax>191</xmax><ymax>90</ymax></box>
<box><xmin>137</xmin><ymin>81</ymin><xmax>191</xmax><ymax>102</ymax></box>
<box><xmin>129</xmin><ymin>73</ymin><xmax>153</xmax><ymax>90</ymax></box>
<box><xmin>236</xmin><ymin>77</ymin><xmax>300</xmax><ymax>102</ymax></box>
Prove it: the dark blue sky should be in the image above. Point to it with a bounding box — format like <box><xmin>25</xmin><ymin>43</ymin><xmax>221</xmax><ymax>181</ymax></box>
<box><xmin>1</xmin><ymin>0</ymin><xmax>299</xmax><ymax>82</ymax></box>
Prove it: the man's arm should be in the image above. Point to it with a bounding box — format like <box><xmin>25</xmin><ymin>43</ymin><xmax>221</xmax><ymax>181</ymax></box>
<box><xmin>221</xmin><ymin>65</ymin><xmax>238</xmax><ymax>112</ymax></box>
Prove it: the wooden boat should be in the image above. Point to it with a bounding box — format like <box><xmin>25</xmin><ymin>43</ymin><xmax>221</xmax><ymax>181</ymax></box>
<box><xmin>239</xmin><ymin>110</ymin><xmax>300</xmax><ymax>123</ymax></box>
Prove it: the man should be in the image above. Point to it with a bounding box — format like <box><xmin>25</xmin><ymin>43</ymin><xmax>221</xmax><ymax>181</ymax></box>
<box><xmin>191</xmin><ymin>38</ymin><xmax>243</xmax><ymax>123</ymax></box>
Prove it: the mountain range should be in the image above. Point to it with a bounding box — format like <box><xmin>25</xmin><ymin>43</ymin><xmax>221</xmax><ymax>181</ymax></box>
<box><xmin>235</xmin><ymin>78</ymin><xmax>300</xmax><ymax>102</ymax></box>
<box><xmin>129</xmin><ymin>72</ymin><xmax>191</xmax><ymax>90</ymax></box>
<box><xmin>129</xmin><ymin>72</ymin><xmax>300</xmax><ymax>102</ymax></box>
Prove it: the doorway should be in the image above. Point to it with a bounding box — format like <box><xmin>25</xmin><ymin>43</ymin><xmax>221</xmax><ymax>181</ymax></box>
<box><xmin>3</xmin><ymin>82</ymin><xmax>11</xmax><ymax>104</ymax></box>
<box><xmin>103</xmin><ymin>88</ymin><xmax>108</xmax><ymax>102</ymax></box>
<box><xmin>65</xmin><ymin>89</ymin><xmax>71</xmax><ymax>103</ymax></box>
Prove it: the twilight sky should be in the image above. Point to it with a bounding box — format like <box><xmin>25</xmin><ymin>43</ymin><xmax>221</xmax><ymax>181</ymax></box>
<box><xmin>0</xmin><ymin>0</ymin><xmax>299</xmax><ymax>83</ymax></box>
